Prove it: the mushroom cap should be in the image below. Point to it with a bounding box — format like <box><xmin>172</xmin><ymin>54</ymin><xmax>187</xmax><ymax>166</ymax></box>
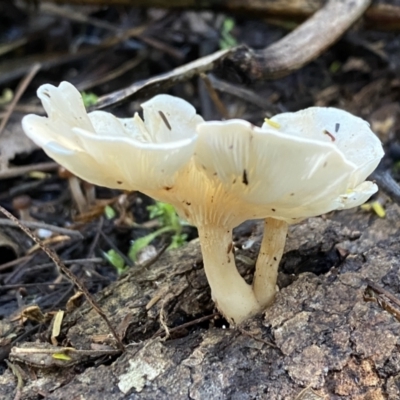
<box><xmin>12</xmin><ymin>195</ymin><xmax>32</xmax><ymax>211</ymax></box>
<box><xmin>22</xmin><ymin>83</ymin><xmax>384</xmax><ymax>228</ymax></box>
<box><xmin>193</xmin><ymin>108</ymin><xmax>383</xmax><ymax>223</ymax></box>
<box><xmin>22</xmin><ymin>82</ymin><xmax>203</xmax><ymax>192</ymax></box>
<box><xmin>266</xmin><ymin>107</ymin><xmax>383</xmax><ymax>188</ymax></box>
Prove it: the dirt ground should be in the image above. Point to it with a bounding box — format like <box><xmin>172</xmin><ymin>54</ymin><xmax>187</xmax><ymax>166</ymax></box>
<box><xmin>0</xmin><ymin>2</ymin><xmax>400</xmax><ymax>399</ymax></box>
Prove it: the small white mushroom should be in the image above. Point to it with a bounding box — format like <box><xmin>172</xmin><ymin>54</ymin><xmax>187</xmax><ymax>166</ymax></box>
<box><xmin>22</xmin><ymin>82</ymin><xmax>203</xmax><ymax>193</ymax></box>
<box><xmin>12</xmin><ymin>195</ymin><xmax>34</xmax><ymax>221</ymax></box>
<box><xmin>22</xmin><ymin>82</ymin><xmax>384</xmax><ymax>324</ymax></box>
<box><xmin>58</xmin><ymin>167</ymin><xmax>88</xmax><ymax>214</ymax></box>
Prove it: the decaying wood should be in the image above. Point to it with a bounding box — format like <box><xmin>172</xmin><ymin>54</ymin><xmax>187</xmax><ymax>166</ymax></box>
<box><xmin>43</xmin><ymin>0</ymin><xmax>400</xmax><ymax>30</ymax></box>
<box><xmin>96</xmin><ymin>0</ymin><xmax>369</xmax><ymax>108</ymax></box>
<box><xmin>1</xmin><ymin>203</ymin><xmax>399</xmax><ymax>399</ymax></box>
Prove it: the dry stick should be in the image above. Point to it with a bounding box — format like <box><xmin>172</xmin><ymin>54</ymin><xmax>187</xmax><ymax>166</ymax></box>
<box><xmin>95</xmin><ymin>48</ymin><xmax>231</xmax><ymax>109</ymax></box>
<box><xmin>199</xmin><ymin>73</ymin><xmax>230</xmax><ymax>119</ymax></box>
<box><xmin>0</xmin><ymin>206</ymin><xmax>125</xmax><ymax>351</ymax></box>
<box><xmin>207</xmin><ymin>74</ymin><xmax>266</xmax><ymax>110</ymax></box>
<box><xmin>366</xmin><ymin>279</ymin><xmax>400</xmax><ymax>308</ymax></box>
<box><xmin>0</xmin><ymin>161</ymin><xmax>58</xmax><ymax>180</ymax></box>
<box><xmin>371</xmin><ymin>169</ymin><xmax>400</xmax><ymax>206</ymax></box>
<box><xmin>0</xmin><ymin>25</ymin><xmax>147</xmax><ymax>86</ymax></box>
<box><xmin>41</xmin><ymin>3</ymin><xmax>121</xmax><ymax>32</ymax></box>
<box><xmin>76</xmin><ymin>53</ymin><xmax>147</xmax><ymax>92</ymax></box>
<box><xmin>0</xmin><ymin>255</ymin><xmax>33</xmax><ymax>273</ymax></box>
<box><xmin>229</xmin><ymin>0</ymin><xmax>372</xmax><ymax>80</ymax></box>
<box><xmin>95</xmin><ymin>0</ymin><xmax>370</xmax><ymax>109</ymax></box>
<box><xmin>153</xmin><ymin>312</ymin><xmax>219</xmax><ymax>339</ymax></box>
<box><xmin>0</xmin><ymin>63</ymin><xmax>41</xmax><ymax>136</ymax></box>
<box><xmin>0</xmin><ymin>219</ymin><xmax>83</xmax><ymax>239</ymax></box>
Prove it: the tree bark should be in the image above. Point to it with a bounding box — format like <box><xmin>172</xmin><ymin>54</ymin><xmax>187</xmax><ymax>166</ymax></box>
<box><xmin>2</xmin><ymin>204</ymin><xmax>399</xmax><ymax>399</ymax></box>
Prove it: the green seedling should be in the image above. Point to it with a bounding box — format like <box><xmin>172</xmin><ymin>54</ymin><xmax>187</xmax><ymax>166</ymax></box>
<box><xmin>104</xmin><ymin>205</ymin><xmax>116</xmax><ymax>219</ymax></box>
<box><xmin>360</xmin><ymin>200</ymin><xmax>386</xmax><ymax>218</ymax></box>
<box><xmin>219</xmin><ymin>17</ymin><xmax>237</xmax><ymax>50</ymax></box>
<box><xmin>104</xmin><ymin>249</ymin><xmax>126</xmax><ymax>274</ymax></box>
<box><xmin>128</xmin><ymin>201</ymin><xmax>188</xmax><ymax>262</ymax></box>
<box><xmin>81</xmin><ymin>91</ymin><xmax>98</xmax><ymax>108</ymax></box>
<box><xmin>329</xmin><ymin>61</ymin><xmax>341</xmax><ymax>73</ymax></box>
<box><xmin>0</xmin><ymin>88</ymin><xmax>13</xmax><ymax>105</ymax></box>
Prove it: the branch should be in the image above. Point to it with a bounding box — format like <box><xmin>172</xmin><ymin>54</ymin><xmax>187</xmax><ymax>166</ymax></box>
<box><xmin>96</xmin><ymin>0</ymin><xmax>370</xmax><ymax>109</ymax></box>
<box><xmin>230</xmin><ymin>0</ymin><xmax>371</xmax><ymax>80</ymax></box>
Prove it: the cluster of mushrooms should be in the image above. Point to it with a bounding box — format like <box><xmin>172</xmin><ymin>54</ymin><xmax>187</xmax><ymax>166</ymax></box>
<box><xmin>22</xmin><ymin>82</ymin><xmax>384</xmax><ymax>324</ymax></box>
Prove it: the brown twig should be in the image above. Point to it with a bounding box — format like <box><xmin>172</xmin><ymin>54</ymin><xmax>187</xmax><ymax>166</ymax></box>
<box><xmin>95</xmin><ymin>48</ymin><xmax>231</xmax><ymax>109</ymax></box>
<box><xmin>228</xmin><ymin>0</ymin><xmax>371</xmax><ymax>80</ymax></box>
<box><xmin>0</xmin><ymin>219</ymin><xmax>83</xmax><ymax>239</ymax></box>
<box><xmin>200</xmin><ymin>73</ymin><xmax>230</xmax><ymax>119</ymax></box>
<box><xmin>237</xmin><ymin>326</ymin><xmax>277</xmax><ymax>348</ymax></box>
<box><xmin>0</xmin><ymin>206</ymin><xmax>125</xmax><ymax>351</ymax></box>
<box><xmin>0</xmin><ymin>25</ymin><xmax>146</xmax><ymax>86</ymax></box>
<box><xmin>0</xmin><ymin>63</ymin><xmax>41</xmax><ymax>136</ymax></box>
<box><xmin>365</xmin><ymin>279</ymin><xmax>400</xmax><ymax>308</ymax></box>
<box><xmin>0</xmin><ymin>162</ymin><xmax>59</xmax><ymax>180</ymax></box>
<box><xmin>365</xmin><ymin>279</ymin><xmax>400</xmax><ymax>322</ymax></box>
<box><xmin>76</xmin><ymin>53</ymin><xmax>147</xmax><ymax>92</ymax></box>
<box><xmin>153</xmin><ymin>312</ymin><xmax>219</xmax><ymax>339</ymax></box>
<box><xmin>0</xmin><ymin>255</ymin><xmax>33</xmax><ymax>273</ymax></box>
<box><xmin>207</xmin><ymin>74</ymin><xmax>267</xmax><ymax>110</ymax></box>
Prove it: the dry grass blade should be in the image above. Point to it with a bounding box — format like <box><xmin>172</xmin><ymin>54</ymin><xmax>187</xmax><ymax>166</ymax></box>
<box><xmin>0</xmin><ymin>205</ymin><xmax>125</xmax><ymax>351</ymax></box>
<box><xmin>5</xmin><ymin>360</ymin><xmax>23</xmax><ymax>400</ymax></box>
<box><xmin>200</xmin><ymin>73</ymin><xmax>229</xmax><ymax>119</ymax></box>
<box><xmin>0</xmin><ymin>63</ymin><xmax>41</xmax><ymax>136</ymax></box>
<box><xmin>0</xmin><ymin>162</ymin><xmax>59</xmax><ymax>180</ymax></box>
<box><xmin>0</xmin><ymin>219</ymin><xmax>83</xmax><ymax>239</ymax></box>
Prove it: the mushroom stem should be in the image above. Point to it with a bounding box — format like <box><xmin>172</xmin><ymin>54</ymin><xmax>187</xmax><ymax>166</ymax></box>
<box><xmin>68</xmin><ymin>176</ymin><xmax>88</xmax><ymax>214</ymax></box>
<box><xmin>253</xmin><ymin>218</ymin><xmax>288</xmax><ymax>308</ymax></box>
<box><xmin>197</xmin><ymin>224</ymin><xmax>261</xmax><ymax>324</ymax></box>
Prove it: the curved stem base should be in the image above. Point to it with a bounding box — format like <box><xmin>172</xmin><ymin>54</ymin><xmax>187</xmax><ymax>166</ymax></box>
<box><xmin>197</xmin><ymin>224</ymin><xmax>261</xmax><ymax>324</ymax></box>
<box><xmin>253</xmin><ymin>218</ymin><xmax>288</xmax><ymax>308</ymax></box>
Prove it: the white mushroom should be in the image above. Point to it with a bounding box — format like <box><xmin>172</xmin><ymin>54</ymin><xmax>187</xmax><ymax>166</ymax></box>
<box><xmin>22</xmin><ymin>82</ymin><xmax>384</xmax><ymax>324</ymax></box>
<box><xmin>22</xmin><ymin>82</ymin><xmax>203</xmax><ymax>193</ymax></box>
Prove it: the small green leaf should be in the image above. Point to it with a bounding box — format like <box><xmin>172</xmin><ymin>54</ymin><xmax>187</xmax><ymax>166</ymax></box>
<box><xmin>0</xmin><ymin>88</ymin><xmax>13</xmax><ymax>105</ymax></box>
<box><xmin>371</xmin><ymin>201</ymin><xmax>386</xmax><ymax>218</ymax></box>
<box><xmin>81</xmin><ymin>91</ymin><xmax>98</xmax><ymax>107</ymax></box>
<box><xmin>168</xmin><ymin>233</ymin><xmax>188</xmax><ymax>250</ymax></box>
<box><xmin>219</xmin><ymin>17</ymin><xmax>237</xmax><ymax>50</ymax></box>
<box><xmin>104</xmin><ymin>249</ymin><xmax>126</xmax><ymax>274</ymax></box>
<box><xmin>52</xmin><ymin>353</ymin><xmax>72</xmax><ymax>361</ymax></box>
<box><xmin>128</xmin><ymin>227</ymin><xmax>172</xmax><ymax>262</ymax></box>
<box><xmin>104</xmin><ymin>205</ymin><xmax>116</xmax><ymax>219</ymax></box>
<box><xmin>329</xmin><ymin>61</ymin><xmax>341</xmax><ymax>73</ymax></box>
